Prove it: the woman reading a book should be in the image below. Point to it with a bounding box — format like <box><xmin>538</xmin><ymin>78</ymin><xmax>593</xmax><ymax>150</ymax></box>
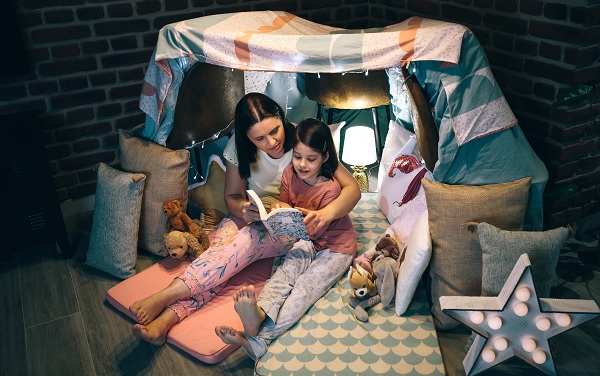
<box><xmin>130</xmin><ymin>93</ymin><xmax>360</xmax><ymax>346</ymax></box>
<box><xmin>215</xmin><ymin>118</ymin><xmax>357</xmax><ymax>360</ymax></box>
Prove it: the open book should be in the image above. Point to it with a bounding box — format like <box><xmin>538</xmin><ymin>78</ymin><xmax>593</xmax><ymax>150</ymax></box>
<box><xmin>247</xmin><ymin>189</ymin><xmax>309</xmax><ymax>241</ymax></box>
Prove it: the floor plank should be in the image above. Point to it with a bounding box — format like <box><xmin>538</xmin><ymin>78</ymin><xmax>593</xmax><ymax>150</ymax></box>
<box><xmin>25</xmin><ymin>313</ymin><xmax>95</xmax><ymax>376</ymax></box>
<box><xmin>19</xmin><ymin>244</ymin><xmax>78</xmax><ymax>328</ymax></box>
<box><xmin>0</xmin><ymin>260</ymin><xmax>27</xmax><ymax>376</ymax></box>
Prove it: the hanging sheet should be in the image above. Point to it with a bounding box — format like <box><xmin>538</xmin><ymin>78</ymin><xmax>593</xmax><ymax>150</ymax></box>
<box><xmin>139</xmin><ymin>12</ymin><xmax>469</xmax><ymax>142</ymax></box>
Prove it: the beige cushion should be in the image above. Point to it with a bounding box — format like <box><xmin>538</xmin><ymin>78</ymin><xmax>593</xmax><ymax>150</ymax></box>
<box><xmin>86</xmin><ymin>163</ymin><xmax>145</xmax><ymax>279</ymax></box>
<box><xmin>119</xmin><ymin>129</ymin><xmax>190</xmax><ymax>255</ymax></box>
<box><xmin>422</xmin><ymin>177</ymin><xmax>531</xmax><ymax>330</ymax></box>
<box><xmin>189</xmin><ymin>158</ymin><xmax>227</xmax><ymax>229</ymax></box>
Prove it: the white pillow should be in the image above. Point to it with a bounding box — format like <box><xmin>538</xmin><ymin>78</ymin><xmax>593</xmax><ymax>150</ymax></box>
<box><xmin>376</xmin><ymin>120</ymin><xmax>414</xmax><ymax>193</ymax></box>
<box><xmin>376</xmin><ymin>148</ymin><xmax>433</xmax><ymax>223</ymax></box>
<box><xmin>387</xmin><ymin>191</ymin><xmax>427</xmax><ymax>247</ymax></box>
<box><xmin>395</xmin><ymin>210</ymin><xmax>432</xmax><ymax>316</ymax></box>
<box><xmin>328</xmin><ymin>121</ymin><xmax>346</xmax><ymax>156</ymax></box>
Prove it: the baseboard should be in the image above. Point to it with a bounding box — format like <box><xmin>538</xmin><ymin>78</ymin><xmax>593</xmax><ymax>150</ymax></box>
<box><xmin>60</xmin><ymin>194</ymin><xmax>95</xmax><ymax>217</ymax></box>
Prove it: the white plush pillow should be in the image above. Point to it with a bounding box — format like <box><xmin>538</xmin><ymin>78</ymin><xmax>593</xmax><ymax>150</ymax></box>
<box><xmin>328</xmin><ymin>121</ymin><xmax>346</xmax><ymax>156</ymax></box>
<box><xmin>376</xmin><ymin>120</ymin><xmax>414</xmax><ymax>193</ymax></box>
<box><xmin>376</xmin><ymin>135</ymin><xmax>433</xmax><ymax>223</ymax></box>
<box><xmin>395</xmin><ymin>210</ymin><xmax>432</xmax><ymax>315</ymax></box>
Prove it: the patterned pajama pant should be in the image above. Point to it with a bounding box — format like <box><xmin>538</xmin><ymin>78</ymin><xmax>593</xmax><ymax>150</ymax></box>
<box><xmin>244</xmin><ymin>240</ymin><xmax>354</xmax><ymax>360</ymax></box>
<box><xmin>168</xmin><ymin>215</ymin><xmax>296</xmax><ymax>320</ymax></box>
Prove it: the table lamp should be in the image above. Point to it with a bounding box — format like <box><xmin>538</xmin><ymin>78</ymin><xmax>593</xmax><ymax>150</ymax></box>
<box><xmin>341</xmin><ymin>126</ymin><xmax>377</xmax><ymax>192</ymax></box>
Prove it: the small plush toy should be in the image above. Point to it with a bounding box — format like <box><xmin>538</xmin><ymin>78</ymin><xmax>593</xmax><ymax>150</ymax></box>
<box><xmin>160</xmin><ymin>230</ymin><xmax>210</xmax><ymax>261</ymax></box>
<box><xmin>163</xmin><ymin>199</ymin><xmax>204</xmax><ymax>239</ymax></box>
<box><xmin>347</xmin><ymin>264</ymin><xmax>381</xmax><ymax>322</ymax></box>
<box><xmin>372</xmin><ymin>234</ymin><xmax>404</xmax><ymax>307</ymax></box>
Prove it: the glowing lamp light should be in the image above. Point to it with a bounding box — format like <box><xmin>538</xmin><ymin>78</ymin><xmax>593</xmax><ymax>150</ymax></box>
<box><xmin>341</xmin><ymin>126</ymin><xmax>377</xmax><ymax>192</ymax></box>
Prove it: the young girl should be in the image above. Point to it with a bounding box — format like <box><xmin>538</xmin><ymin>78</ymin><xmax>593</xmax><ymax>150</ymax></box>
<box><xmin>215</xmin><ymin>118</ymin><xmax>357</xmax><ymax>360</ymax></box>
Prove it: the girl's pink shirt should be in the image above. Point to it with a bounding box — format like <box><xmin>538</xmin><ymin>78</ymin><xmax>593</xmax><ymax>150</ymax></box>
<box><xmin>279</xmin><ymin>164</ymin><xmax>357</xmax><ymax>255</ymax></box>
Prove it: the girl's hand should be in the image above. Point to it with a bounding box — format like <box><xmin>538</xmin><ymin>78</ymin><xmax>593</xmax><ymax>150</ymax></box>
<box><xmin>241</xmin><ymin>201</ymin><xmax>261</xmax><ymax>222</ymax></box>
<box><xmin>296</xmin><ymin>206</ymin><xmax>334</xmax><ymax>236</ymax></box>
<box><xmin>270</xmin><ymin>201</ymin><xmax>291</xmax><ymax>211</ymax></box>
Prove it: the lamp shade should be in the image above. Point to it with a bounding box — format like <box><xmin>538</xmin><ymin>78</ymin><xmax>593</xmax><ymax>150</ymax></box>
<box><xmin>342</xmin><ymin>126</ymin><xmax>377</xmax><ymax>166</ymax></box>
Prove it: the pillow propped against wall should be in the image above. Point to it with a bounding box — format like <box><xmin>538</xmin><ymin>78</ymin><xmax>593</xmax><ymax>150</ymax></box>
<box><xmin>86</xmin><ymin>163</ymin><xmax>146</xmax><ymax>279</ymax></box>
<box><xmin>422</xmin><ymin>177</ymin><xmax>532</xmax><ymax>330</ymax></box>
<box><xmin>119</xmin><ymin>128</ymin><xmax>190</xmax><ymax>255</ymax></box>
<box><xmin>189</xmin><ymin>155</ymin><xmax>227</xmax><ymax>229</ymax></box>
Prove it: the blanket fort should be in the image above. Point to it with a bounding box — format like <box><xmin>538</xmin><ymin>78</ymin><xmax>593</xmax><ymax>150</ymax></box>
<box><xmin>140</xmin><ymin>11</ymin><xmax>468</xmax><ymax>130</ymax></box>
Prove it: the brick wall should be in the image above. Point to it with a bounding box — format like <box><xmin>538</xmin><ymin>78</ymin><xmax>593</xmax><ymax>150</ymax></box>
<box><xmin>374</xmin><ymin>0</ymin><xmax>600</xmax><ymax>228</ymax></box>
<box><xmin>1</xmin><ymin>0</ymin><xmax>598</xmax><ymax>229</ymax></box>
<box><xmin>1</xmin><ymin>0</ymin><xmax>369</xmax><ymax>204</ymax></box>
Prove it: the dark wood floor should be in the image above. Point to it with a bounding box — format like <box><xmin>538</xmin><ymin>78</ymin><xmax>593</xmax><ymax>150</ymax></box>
<box><xmin>1</xmin><ymin>204</ymin><xmax>598</xmax><ymax>376</ymax></box>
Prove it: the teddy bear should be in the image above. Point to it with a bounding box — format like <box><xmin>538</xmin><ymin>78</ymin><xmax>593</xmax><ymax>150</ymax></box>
<box><xmin>353</xmin><ymin>234</ymin><xmax>404</xmax><ymax>308</ymax></box>
<box><xmin>160</xmin><ymin>230</ymin><xmax>210</xmax><ymax>261</ymax></box>
<box><xmin>347</xmin><ymin>264</ymin><xmax>381</xmax><ymax>322</ymax></box>
<box><xmin>163</xmin><ymin>199</ymin><xmax>204</xmax><ymax>239</ymax></box>
<box><xmin>373</xmin><ymin>234</ymin><xmax>405</xmax><ymax>307</ymax></box>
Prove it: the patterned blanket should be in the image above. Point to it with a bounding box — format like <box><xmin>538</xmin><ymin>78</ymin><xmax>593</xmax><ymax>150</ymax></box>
<box><xmin>255</xmin><ymin>194</ymin><xmax>445</xmax><ymax>375</ymax></box>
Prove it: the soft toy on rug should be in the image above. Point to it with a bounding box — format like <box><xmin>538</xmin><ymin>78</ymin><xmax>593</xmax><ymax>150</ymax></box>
<box><xmin>373</xmin><ymin>234</ymin><xmax>404</xmax><ymax>307</ymax></box>
<box><xmin>348</xmin><ymin>264</ymin><xmax>381</xmax><ymax>322</ymax></box>
<box><xmin>163</xmin><ymin>199</ymin><xmax>204</xmax><ymax>239</ymax></box>
<box><xmin>353</xmin><ymin>234</ymin><xmax>403</xmax><ymax>307</ymax></box>
<box><xmin>160</xmin><ymin>230</ymin><xmax>209</xmax><ymax>261</ymax></box>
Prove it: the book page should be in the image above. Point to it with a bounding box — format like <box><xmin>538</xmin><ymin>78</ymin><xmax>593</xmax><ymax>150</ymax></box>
<box><xmin>246</xmin><ymin>189</ymin><xmax>268</xmax><ymax>220</ymax></box>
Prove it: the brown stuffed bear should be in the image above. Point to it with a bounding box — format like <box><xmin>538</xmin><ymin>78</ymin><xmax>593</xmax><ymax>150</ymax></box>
<box><xmin>163</xmin><ymin>199</ymin><xmax>204</xmax><ymax>239</ymax></box>
<box><xmin>160</xmin><ymin>230</ymin><xmax>209</xmax><ymax>261</ymax></box>
<box><xmin>347</xmin><ymin>264</ymin><xmax>381</xmax><ymax>322</ymax></box>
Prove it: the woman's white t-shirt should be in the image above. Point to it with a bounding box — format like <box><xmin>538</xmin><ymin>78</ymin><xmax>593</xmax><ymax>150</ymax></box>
<box><xmin>223</xmin><ymin>135</ymin><xmax>292</xmax><ymax>208</ymax></box>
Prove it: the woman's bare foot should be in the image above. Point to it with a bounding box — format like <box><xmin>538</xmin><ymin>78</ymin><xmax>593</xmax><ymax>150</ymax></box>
<box><xmin>129</xmin><ymin>279</ymin><xmax>190</xmax><ymax>325</ymax></box>
<box><xmin>233</xmin><ymin>285</ymin><xmax>265</xmax><ymax>336</ymax></box>
<box><xmin>131</xmin><ymin>309</ymin><xmax>179</xmax><ymax>346</ymax></box>
<box><xmin>215</xmin><ymin>325</ymin><xmax>256</xmax><ymax>358</ymax></box>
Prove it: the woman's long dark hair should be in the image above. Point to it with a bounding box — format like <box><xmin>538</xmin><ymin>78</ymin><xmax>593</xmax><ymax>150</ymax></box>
<box><xmin>294</xmin><ymin>118</ymin><xmax>338</xmax><ymax>179</ymax></box>
<box><xmin>234</xmin><ymin>93</ymin><xmax>296</xmax><ymax>179</ymax></box>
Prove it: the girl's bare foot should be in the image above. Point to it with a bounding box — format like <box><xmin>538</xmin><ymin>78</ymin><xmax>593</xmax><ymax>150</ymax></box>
<box><xmin>233</xmin><ymin>285</ymin><xmax>265</xmax><ymax>336</ymax></box>
<box><xmin>215</xmin><ymin>325</ymin><xmax>256</xmax><ymax>358</ymax></box>
<box><xmin>131</xmin><ymin>309</ymin><xmax>179</xmax><ymax>346</ymax></box>
<box><xmin>129</xmin><ymin>279</ymin><xmax>190</xmax><ymax>325</ymax></box>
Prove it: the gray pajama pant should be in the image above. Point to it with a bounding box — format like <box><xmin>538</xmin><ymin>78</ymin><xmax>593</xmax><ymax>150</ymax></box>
<box><xmin>244</xmin><ymin>239</ymin><xmax>354</xmax><ymax>360</ymax></box>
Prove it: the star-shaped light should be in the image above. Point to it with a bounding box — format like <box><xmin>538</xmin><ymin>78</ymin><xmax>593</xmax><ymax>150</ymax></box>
<box><xmin>440</xmin><ymin>253</ymin><xmax>600</xmax><ymax>376</ymax></box>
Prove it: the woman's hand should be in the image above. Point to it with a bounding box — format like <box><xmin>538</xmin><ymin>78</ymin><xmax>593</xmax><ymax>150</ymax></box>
<box><xmin>241</xmin><ymin>201</ymin><xmax>261</xmax><ymax>223</ymax></box>
<box><xmin>296</xmin><ymin>206</ymin><xmax>335</xmax><ymax>237</ymax></box>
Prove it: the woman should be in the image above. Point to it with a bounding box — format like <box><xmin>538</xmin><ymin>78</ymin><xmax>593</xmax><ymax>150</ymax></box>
<box><xmin>130</xmin><ymin>93</ymin><xmax>360</xmax><ymax>346</ymax></box>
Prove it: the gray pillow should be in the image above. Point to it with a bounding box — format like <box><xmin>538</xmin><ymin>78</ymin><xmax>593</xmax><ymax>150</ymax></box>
<box><xmin>119</xmin><ymin>129</ymin><xmax>190</xmax><ymax>254</ymax></box>
<box><xmin>479</xmin><ymin>222</ymin><xmax>570</xmax><ymax>298</ymax></box>
<box><xmin>86</xmin><ymin>163</ymin><xmax>146</xmax><ymax>279</ymax></box>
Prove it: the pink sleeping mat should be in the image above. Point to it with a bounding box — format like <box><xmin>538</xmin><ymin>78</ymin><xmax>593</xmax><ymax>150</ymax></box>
<box><xmin>106</xmin><ymin>257</ymin><xmax>274</xmax><ymax>364</ymax></box>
